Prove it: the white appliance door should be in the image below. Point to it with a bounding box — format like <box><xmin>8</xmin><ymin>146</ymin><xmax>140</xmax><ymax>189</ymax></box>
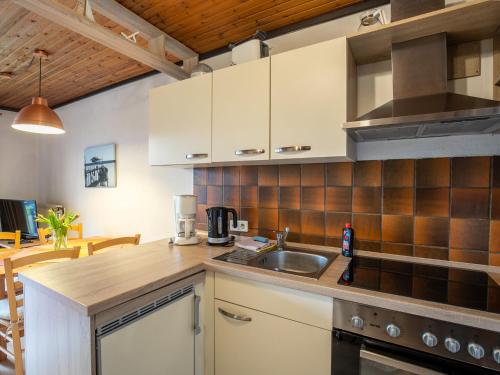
<box><xmin>98</xmin><ymin>294</ymin><xmax>195</xmax><ymax>375</ymax></box>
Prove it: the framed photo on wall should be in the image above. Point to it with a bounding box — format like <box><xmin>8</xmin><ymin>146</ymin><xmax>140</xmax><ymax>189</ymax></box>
<box><xmin>84</xmin><ymin>143</ymin><xmax>117</xmax><ymax>188</ymax></box>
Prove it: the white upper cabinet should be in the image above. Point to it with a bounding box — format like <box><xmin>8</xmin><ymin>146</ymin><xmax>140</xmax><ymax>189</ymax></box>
<box><xmin>212</xmin><ymin>58</ymin><xmax>270</xmax><ymax>162</ymax></box>
<box><xmin>149</xmin><ymin>74</ymin><xmax>212</xmax><ymax>165</ymax></box>
<box><xmin>270</xmin><ymin>37</ymin><xmax>355</xmax><ymax>161</ymax></box>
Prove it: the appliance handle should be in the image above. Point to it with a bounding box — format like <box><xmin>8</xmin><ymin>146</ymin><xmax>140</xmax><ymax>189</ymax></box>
<box><xmin>218</xmin><ymin>307</ymin><xmax>252</xmax><ymax>322</ymax></box>
<box><xmin>227</xmin><ymin>208</ymin><xmax>238</xmax><ymax>229</ymax></box>
<box><xmin>274</xmin><ymin>145</ymin><xmax>311</xmax><ymax>153</ymax></box>
<box><xmin>360</xmin><ymin>349</ymin><xmax>445</xmax><ymax>375</ymax></box>
<box><xmin>194</xmin><ymin>295</ymin><xmax>201</xmax><ymax>335</ymax></box>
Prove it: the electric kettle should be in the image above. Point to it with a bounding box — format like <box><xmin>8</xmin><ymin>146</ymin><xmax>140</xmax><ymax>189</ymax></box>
<box><xmin>206</xmin><ymin>207</ymin><xmax>238</xmax><ymax>245</ymax></box>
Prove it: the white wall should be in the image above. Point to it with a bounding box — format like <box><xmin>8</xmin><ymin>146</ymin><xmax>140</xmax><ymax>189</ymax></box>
<box><xmin>37</xmin><ymin>75</ymin><xmax>193</xmax><ymax>242</ymax></box>
<box><xmin>0</xmin><ymin>110</ymin><xmax>39</xmax><ymax>200</ymax></box>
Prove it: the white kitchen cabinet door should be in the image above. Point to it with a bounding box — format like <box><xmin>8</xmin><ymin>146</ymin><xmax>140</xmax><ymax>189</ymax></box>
<box><xmin>149</xmin><ymin>74</ymin><xmax>212</xmax><ymax>165</ymax></box>
<box><xmin>214</xmin><ymin>299</ymin><xmax>331</xmax><ymax>375</ymax></box>
<box><xmin>212</xmin><ymin>58</ymin><xmax>270</xmax><ymax>162</ymax></box>
<box><xmin>271</xmin><ymin>37</ymin><xmax>355</xmax><ymax>160</ymax></box>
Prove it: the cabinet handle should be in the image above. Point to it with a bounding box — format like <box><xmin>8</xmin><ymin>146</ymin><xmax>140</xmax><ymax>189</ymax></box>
<box><xmin>194</xmin><ymin>295</ymin><xmax>201</xmax><ymax>335</ymax></box>
<box><xmin>274</xmin><ymin>146</ymin><xmax>311</xmax><ymax>153</ymax></box>
<box><xmin>235</xmin><ymin>149</ymin><xmax>265</xmax><ymax>156</ymax></box>
<box><xmin>185</xmin><ymin>153</ymin><xmax>208</xmax><ymax>160</ymax></box>
<box><xmin>218</xmin><ymin>307</ymin><xmax>252</xmax><ymax>322</ymax></box>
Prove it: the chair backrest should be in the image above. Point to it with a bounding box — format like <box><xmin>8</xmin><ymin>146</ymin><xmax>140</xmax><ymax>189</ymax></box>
<box><xmin>68</xmin><ymin>223</ymin><xmax>83</xmax><ymax>240</ymax></box>
<box><xmin>88</xmin><ymin>234</ymin><xmax>141</xmax><ymax>256</ymax></box>
<box><xmin>37</xmin><ymin>227</ymin><xmax>51</xmax><ymax>244</ymax></box>
<box><xmin>0</xmin><ymin>231</ymin><xmax>21</xmax><ymax>249</ymax></box>
<box><xmin>38</xmin><ymin>223</ymin><xmax>83</xmax><ymax>243</ymax></box>
<box><xmin>3</xmin><ymin>246</ymin><xmax>81</xmax><ymax>323</ymax></box>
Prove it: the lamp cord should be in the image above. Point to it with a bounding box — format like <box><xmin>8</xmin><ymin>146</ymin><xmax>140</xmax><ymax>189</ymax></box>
<box><xmin>38</xmin><ymin>57</ymin><xmax>42</xmax><ymax>97</ymax></box>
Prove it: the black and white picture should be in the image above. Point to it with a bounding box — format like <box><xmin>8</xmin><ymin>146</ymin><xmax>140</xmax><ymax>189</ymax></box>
<box><xmin>84</xmin><ymin>144</ymin><xmax>116</xmax><ymax>188</ymax></box>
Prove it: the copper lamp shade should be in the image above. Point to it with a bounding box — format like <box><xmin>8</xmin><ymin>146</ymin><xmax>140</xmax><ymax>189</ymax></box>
<box><xmin>12</xmin><ymin>97</ymin><xmax>65</xmax><ymax>134</ymax></box>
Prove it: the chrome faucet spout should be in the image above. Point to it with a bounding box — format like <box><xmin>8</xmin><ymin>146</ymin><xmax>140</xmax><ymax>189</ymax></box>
<box><xmin>276</xmin><ymin>227</ymin><xmax>289</xmax><ymax>251</ymax></box>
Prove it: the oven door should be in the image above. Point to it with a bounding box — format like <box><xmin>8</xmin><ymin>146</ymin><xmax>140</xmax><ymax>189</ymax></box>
<box><xmin>332</xmin><ymin>329</ymin><xmax>495</xmax><ymax>375</ymax></box>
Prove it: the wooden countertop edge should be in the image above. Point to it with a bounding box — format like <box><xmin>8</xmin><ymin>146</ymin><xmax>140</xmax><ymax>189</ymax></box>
<box><xmin>18</xmin><ymin>239</ymin><xmax>500</xmax><ymax>332</ymax></box>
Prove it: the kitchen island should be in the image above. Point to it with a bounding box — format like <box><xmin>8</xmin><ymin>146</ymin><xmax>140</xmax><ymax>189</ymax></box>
<box><xmin>20</xmin><ymin>238</ymin><xmax>500</xmax><ymax>375</ymax></box>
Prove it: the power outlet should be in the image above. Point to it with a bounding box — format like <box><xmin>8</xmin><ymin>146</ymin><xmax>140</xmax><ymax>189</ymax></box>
<box><xmin>230</xmin><ymin>220</ymin><xmax>249</xmax><ymax>232</ymax></box>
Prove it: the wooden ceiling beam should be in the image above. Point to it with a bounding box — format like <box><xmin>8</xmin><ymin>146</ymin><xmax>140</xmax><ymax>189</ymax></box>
<box><xmin>89</xmin><ymin>0</ymin><xmax>197</xmax><ymax>62</ymax></box>
<box><xmin>12</xmin><ymin>0</ymin><xmax>189</xmax><ymax>80</ymax></box>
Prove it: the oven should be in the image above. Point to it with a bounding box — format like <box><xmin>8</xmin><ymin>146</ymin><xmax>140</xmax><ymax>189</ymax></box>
<box><xmin>331</xmin><ymin>299</ymin><xmax>500</xmax><ymax>375</ymax></box>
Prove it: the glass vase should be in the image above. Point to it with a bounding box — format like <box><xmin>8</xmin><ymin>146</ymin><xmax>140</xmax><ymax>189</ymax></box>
<box><xmin>53</xmin><ymin>229</ymin><xmax>68</xmax><ymax>250</ymax></box>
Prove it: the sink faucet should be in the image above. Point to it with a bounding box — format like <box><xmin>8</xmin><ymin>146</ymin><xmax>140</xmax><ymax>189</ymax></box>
<box><xmin>276</xmin><ymin>227</ymin><xmax>289</xmax><ymax>251</ymax></box>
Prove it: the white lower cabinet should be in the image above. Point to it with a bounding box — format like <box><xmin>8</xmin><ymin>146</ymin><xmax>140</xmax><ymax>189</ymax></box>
<box><xmin>215</xmin><ymin>299</ymin><xmax>331</xmax><ymax>375</ymax></box>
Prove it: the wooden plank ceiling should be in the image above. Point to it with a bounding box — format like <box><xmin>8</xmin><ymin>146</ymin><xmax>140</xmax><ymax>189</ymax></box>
<box><xmin>0</xmin><ymin>0</ymin><xmax>361</xmax><ymax>110</ymax></box>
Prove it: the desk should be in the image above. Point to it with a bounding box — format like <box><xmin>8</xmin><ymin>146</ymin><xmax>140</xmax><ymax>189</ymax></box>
<box><xmin>0</xmin><ymin>237</ymin><xmax>109</xmax><ymax>298</ymax></box>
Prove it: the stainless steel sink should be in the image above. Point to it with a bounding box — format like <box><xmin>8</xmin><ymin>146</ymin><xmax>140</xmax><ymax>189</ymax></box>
<box><xmin>250</xmin><ymin>249</ymin><xmax>337</xmax><ymax>279</ymax></box>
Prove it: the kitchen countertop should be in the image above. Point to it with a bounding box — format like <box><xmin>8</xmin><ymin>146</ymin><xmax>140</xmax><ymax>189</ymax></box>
<box><xmin>19</xmin><ymin>238</ymin><xmax>500</xmax><ymax>332</ymax></box>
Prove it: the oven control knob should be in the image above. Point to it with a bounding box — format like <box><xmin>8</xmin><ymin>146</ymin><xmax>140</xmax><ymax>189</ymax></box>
<box><xmin>386</xmin><ymin>324</ymin><xmax>401</xmax><ymax>338</ymax></box>
<box><xmin>444</xmin><ymin>338</ymin><xmax>461</xmax><ymax>353</ymax></box>
<box><xmin>422</xmin><ymin>332</ymin><xmax>438</xmax><ymax>348</ymax></box>
<box><xmin>351</xmin><ymin>316</ymin><xmax>364</xmax><ymax>329</ymax></box>
<box><xmin>493</xmin><ymin>348</ymin><xmax>500</xmax><ymax>364</ymax></box>
<box><xmin>467</xmin><ymin>343</ymin><xmax>485</xmax><ymax>360</ymax></box>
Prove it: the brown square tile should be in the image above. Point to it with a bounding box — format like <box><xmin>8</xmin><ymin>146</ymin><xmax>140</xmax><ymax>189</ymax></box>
<box><xmin>196</xmin><ymin>223</ymin><xmax>208</xmax><ymax>231</ymax></box>
<box><xmin>354</xmin><ymin>161</ymin><xmax>381</xmax><ymax>187</ymax></box>
<box><xmin>352</xmin><ymin>187</ymin><xmax>381</xmax><ymax>213</ymax></box>
<box><xmin>452</xmin><ymin>157</ymin><xmax>490</xmax><ymax>187</ymax></box>
<box><xmin>352</xmin><ymin>214</ymin><xmax>381</xmax><ymax>241</ymax></box>
<box><xmin>240</xmin><ymin>186</ymin><xmax>258</xmax><ymax>207</ymax></box>
<box><xmin>354</xmin><ymin>240</ymin><xmax>381</xmax><ymax>252</ymax></box>
<box><xmin>196</xmin><ymin>204</ymin><xmax>207</xmax><ymax>224</ymax></box>
<box><xmin>326</xmin><ymin>212</ymin><xmax>352</xmax><ymax>237</ymax></box>
<box><xmin>383</xmin><ymin>188</ymin><xmax>413</xmax><ymax>215</ymax></box>
<box><xmin>240</xmin><ymin>166</ymin><xmax>258</xmax><ymax>185</ymax></box>
<box><xmin>301</xmin><ymin>164</ymin><xmax>325</xmax><ymax>186</ymax></box>
<box><xmin>449</xmin><ymin>249</ymin><xmax>488</xmax><ymax>265</ymax></box>
<box><xmin>300</xmin><ymin>234</ymin><xmax>325</xmax><ymax>245</ymax></box>
<box><xmin>301</xmin><ymin>211</ymin><xmax>325</xmax><ymax>236</ymax></box>
<box><xmin>194</xmin><ymin>185</ymin><xmax>207</xmax><ymax>205</ymax></box>
<box><xmin>450</xmin><ymin>218</ymin><xmax>489</xmax><ymax>251</ymax></box>
<box><xmin>258</xmin><ymin>229</ymin><xmax>276</xmax><ymax>240</ymax></box>
<box><xmin>383</xmin><ymin>159</ymin><xmax>414</xmax><ymax>187</ymax></box>
<box><xmin>223</xmin><ymin>186</ymin><xmax>240</xmax><ymax>207</ymax></box>
<box><xmin>240</xmin><ymin>207</ymin><xmax>259</xmax><ymax>229</ymax></box>
<box><xmin>414</xmin><ymin>217</ymin><xmax>449</xmax><ymax>247</ymax></box>
<box><xmin>278</xmin><ymin>209</ymin><xmax>301</xmax><ymax>232</ymax></box>
<box><xmin>326</xmin><ymin>162</ymin><xmax>353</xmax><ymax>186</ymax></box>
<box><xmin>493</xmin><ymin>156</ymin><xmax>500</xmax><ymax>187</ymax></box>
<box><xmin>416</xmin><ymin>158</ymin><xmax>450</xmax><ymax>187</ymax></box>
<box><xmin>326</xmin><ymin>187</ymin><xmax>352</xmax><ymax>212</ymax></box>
<box><xmin>258</xmin><ymin>209</ymin><xmax>278</xmax><ymax>230</ymax></box>
<box><xmin>194</xmin><ymin>168</ymin><xmax>207</xmax><ymax>185</ymax></box>
<box><xmin>490</xmin><ymin>220</ymin><xmax>500</xmax><ymax>253</ymax></box>
<box><xmin>451</xmin><ymin>188</ymin><xmax>489</xmax><ymax>219</ymax></box>
<box><xmin>207</xmin><ymin>186</ymin><xmax>223</xmax><ymax>206</ymax></box>
<box><xmin>223</xmin><ymin>166</ymin><xmax>240</xmax><ymax>186</ymax></box>
<box><xmin>302</xmin><ymin>187</ymin><xmax>325</xmax><ymax>211</ymax></box>
<box><xmin>492</xmin><ymin>188</ymin><xmax>500</xmax><ymax>220</ymax></box>
<box><xmin>279</xmin><ymin>165</ymin><xmax>301</xmax><ymax>186</ymax></box>
<box><xmin>259</xmin><ymin>187</ymin><xmax>278</xmax><ymax>208</ymax></box>
<box><xmin>207</xmin><ymin>167</ymin><xmax>223</xmax><ymax>186</ymax></box>
<box><xmin>286</xmin><ymin>232</ymin><xmax>301</xmax><ymax>243</ymax></box>
<box><xmin>325</xmin><ymin>237</ymin><xmax>342</xmax><ymax>248</ymax></box>
<box><xmin>258</xmin><ymin>165</ymin><xmax>278</xmax><ymax>186</ymax></box>
<box><xmin>490</xmin><ymin>253</ymin><xmax>500</xmax><ymax>266</ymax></box>
<box><xmin>382</xmin><ymin>243</ymin><xmax>413</xmax><ymax>256</ymax></box>
<box><xmin>415</xmin><ymin>188</ymin><xmax>449</xmax><ymax>217</ymax></box>
<box><xmin>382</xmin><ymin>215</ymin><xmax>413</xmax><ymax>244</ymax></box>
<box><xmin>279</xmin><ymin>187</ymin><xmax>300</xmax><ymax>209</ymax></box>
<box><xmin>414</xmin><ymin>246</ymin><xmax>449</xmax><ymax>260</ymax></box>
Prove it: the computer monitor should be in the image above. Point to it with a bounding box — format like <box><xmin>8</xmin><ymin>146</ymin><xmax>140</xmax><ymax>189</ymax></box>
<box><xmin>0</xmin><ymin>199</ymin><xmax>39</xmax><ymax>240</ymax></box>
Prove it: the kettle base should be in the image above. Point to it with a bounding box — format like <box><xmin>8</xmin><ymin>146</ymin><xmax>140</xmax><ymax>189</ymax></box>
<box><xmin>207</xmin><ymin>236</ymin><xmax>234</xmax><ymax>246</ymax></box>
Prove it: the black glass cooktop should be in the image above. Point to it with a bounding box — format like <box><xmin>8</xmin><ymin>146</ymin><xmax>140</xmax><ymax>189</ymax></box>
<box><xmin>338</xmin><ymin>257</ymin><xmax>500</xmax><ymax>314</ymax></box>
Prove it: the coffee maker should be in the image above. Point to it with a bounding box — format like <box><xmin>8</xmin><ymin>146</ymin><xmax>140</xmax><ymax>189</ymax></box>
<box><xmin>173</xmin><ymin>195</ymin><xmax>201</xmax><ymax>245</ymax></box>
<box><xmin>206</xmin><ymin>207</ymin><xmax>238</xmax><ymax>246</ymax></box>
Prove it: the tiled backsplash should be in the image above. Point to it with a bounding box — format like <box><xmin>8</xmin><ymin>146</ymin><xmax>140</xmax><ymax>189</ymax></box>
<box><xmin>194</xmin><ymin>156</ymin><xmax>499</xmax><ymax>266</ymax></box>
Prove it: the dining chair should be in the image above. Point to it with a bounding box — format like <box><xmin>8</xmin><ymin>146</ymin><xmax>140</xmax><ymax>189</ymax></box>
<box><xmin>0</xmin><ymin>231</ymin><xmax>21</xmax><ymax>250</ymax></box>
<box><xmin>0</xmin><ymin>246</ymin><xmax>81</xmax><ymax>375</ymax></box>
<box><xmin>37</xmin><ymin>223</ymin><xmax>83</xmax><ymax>244</ymax></box>
<box><xmin>87</xmin><ymin>234</ymin><xmax>141</xmax><ymax>256</ymax></box>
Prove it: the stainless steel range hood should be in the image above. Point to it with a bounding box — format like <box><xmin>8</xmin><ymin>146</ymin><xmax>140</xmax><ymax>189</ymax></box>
<box><xmin>343</xmin><ymin>0</ymin><xmax>500</xmax><ymax>142</ymax></box>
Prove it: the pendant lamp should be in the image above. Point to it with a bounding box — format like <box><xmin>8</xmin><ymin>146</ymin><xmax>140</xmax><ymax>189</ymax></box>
<box><xmin>11</xmin><ymin>49</ymin><xmax>65</xmax><ymax>135</ymax></box>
